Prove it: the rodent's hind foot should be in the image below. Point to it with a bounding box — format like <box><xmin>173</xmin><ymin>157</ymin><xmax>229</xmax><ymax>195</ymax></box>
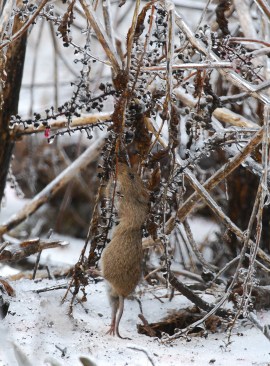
<box><xmin>106</xmin><ymin>325</ymin><xmax>115</xmax><ymax>336</ymax></box>
<box><xmin>106</xmin><ymin>323</ymin><xmax>131</xmax><ymax>340</ymax></box>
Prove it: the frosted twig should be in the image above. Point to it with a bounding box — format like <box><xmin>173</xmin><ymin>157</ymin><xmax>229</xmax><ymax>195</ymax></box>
<box><xmin>79</xmin><ymin>0</ymin><xmax>121</xmax><ymax>73</ymax></box>
<box><xmin>168</xmin><ymin>272</ymin><xmax>231</xmax><ymax>317</ymax></box>
<box><xmin>233</xmin><ymin>0</ymin><xmax>258</xmax><ymax>40</ymax></box>
<box><xmin>166</xmin><ymin>126</ymin><xmax>264</xmax><ymax>232</ymax></box>
<box><xmin>0</xmin><ymin>0</ymin><xmax>48</xmax><ymax>51</ymax></box>
<box><xmin>127</xmin><ymin>345</ymin><xmax>156</xmax><ymax>366</ymax></box>
<box><xmin>220</xmin><ymin>80</ymin><xmax>270</xmax><ymax>102</ymax></box>
<box><xmin>11</xmin><ymin>112</ymin><xmax>112</xmax><ymax>138</ymax></box>
<box><xmin>163</xmin><ymin>291</ymin><xmax>231</xmax><ymax>343</ymax></box>
<box><xmin>0</xmin><ymin>136</ymin><xmax>105</xmax><ymax>236</ymax></box>
<box><xmin>182</xmin><ymin>165</ymin><xmax>270</xmax><ymax>265</ymax></box>
<box><xmin>0</xmin><ymin>238</ymin><xmax>68</xmax><ymax>262</ymax></box>
<box><xmin>229</xmin><ymin>37</ymin><xmax>270</xmax><ymax>48</ymax></box>
<box><xmin>172</xmin><ymin>268</ymin><xmax>203</xmax><ymax>283</ymax></box>
<box><xmin>247</xmin><ymin>312</ymin><xmax>270</xmax><ymax>342</ymax></box>
<box><xmin>126</xmin><ymin>0</ymin><xmax>141</xmax><ymax>73</ymax></box>
<box><xmin>173</xmin><ymin>8</ymin><xmax>270</xmax><ymax>105</ymax></box>
<box><xmin>174</xmin><ymin>0</ymin><xmax>214</xmax><ymax>11</ymax></box>
<box><xmin>254</xmin><ymin>0</ymin><xmax>270</xmax><ymax>21</ymax></box>
<box><xmin>214</xmin><ymin>253</ymin><xmax>270</xmax><ymax>283</ymax></box>
<box><xmin>213</xmin><ymin>255</ymin><xmax>241</xmax><ymax>282</ymax></box>
<box><xmin>145</xmin><ymin>118</ymin><xmax>270</xmax><ymax>265</ymax></box>
<box><xmin>142</xmin><ymin>62</ymin><xmax>232</xmax><ymax>72</ymax></box>
<box><xmin>174</xmin><ymin>88</ymin><xmax>259</xmax><ymax>129</ymax></box>
<box><xmin>182</xmin><ymin>220</ymin><xmax>217</xmax><ymax>272</ymax></box>
<box><xmin>0</xmin><ymin>0</ymin><xmax>16</xmax><ymax>42</ymax></box>
<box><xmin>102</xmin><ymin>0</ymin><xmax>114</xmax><ymax>45</ymax></box>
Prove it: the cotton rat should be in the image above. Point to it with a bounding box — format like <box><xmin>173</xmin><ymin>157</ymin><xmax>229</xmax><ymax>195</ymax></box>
<box><xmin>101</xmin><ymin>163</ymin><xmax>149</xmax><ymax>338</ymax></box>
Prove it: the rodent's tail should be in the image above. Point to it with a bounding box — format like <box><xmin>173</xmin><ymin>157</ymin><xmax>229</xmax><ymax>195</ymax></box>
<box><xmin>115</xmin><ymin>295</ymin><xmax>125</xmax><ymax>339</ymax></box>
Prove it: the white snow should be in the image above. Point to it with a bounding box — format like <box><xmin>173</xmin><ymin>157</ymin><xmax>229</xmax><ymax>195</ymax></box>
<box><xmin>1</xmin><ymin>189</ymin><xmax>270</xmax><ymax>366</ymax></box>
<box><xmin>1</xmin><ymin>274</ymin><xmax>270</xmax><ymax>366</ymax></box>
<box><xmin>1</xmin><ymin>180</ymin><xmax>270</xmax><ymax>366</ymax></box>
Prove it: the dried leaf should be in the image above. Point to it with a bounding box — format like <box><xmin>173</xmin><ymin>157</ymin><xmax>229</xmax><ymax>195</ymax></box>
<box><xmin>0</xmin><ymin>278</ymin><xmax>15</xmax><ymax>296</ymax></box>
<box><xmin>58</xmin><ymin>0</ymin><xmax>76</xmax><ymax>45</ymax></box>
<box><xmin>215</xmin><ymin>0</ymin><xmax>232</xmax><ymax>36</ymax></box>
<box><xmin>147</xmin><ymin>166</ymin><xmax>161</xmax><ymax>192</ymax></box>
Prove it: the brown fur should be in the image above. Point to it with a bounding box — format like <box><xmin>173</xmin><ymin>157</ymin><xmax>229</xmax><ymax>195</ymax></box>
<box><xmin>101</xmin><ymin>163</ymin><xmax>149</xmax><ymax>338</ymax></box>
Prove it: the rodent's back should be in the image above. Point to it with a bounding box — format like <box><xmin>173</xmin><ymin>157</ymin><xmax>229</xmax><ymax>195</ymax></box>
<box><xmin>101</xmin><ymin>163</ymin><xmax>149</xmax><ymax>297</ymax></box>
<box><xmin>101</xmin><ymin>226</ymin><xmax>143</xmax><ymax>297</ymax></box>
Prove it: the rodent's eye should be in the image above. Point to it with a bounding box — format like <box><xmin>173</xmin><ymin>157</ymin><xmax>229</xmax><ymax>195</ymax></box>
<box><xmin>128</xmin><ymin>172</ymin><xmax>135</xmax><ymax>180</ymax></box>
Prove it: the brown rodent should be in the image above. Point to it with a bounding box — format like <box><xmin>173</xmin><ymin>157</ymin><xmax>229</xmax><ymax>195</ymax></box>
<box><xmin>101</xmin><ymin>163</ymin><xmax>149</xmax><ymax>338</ymax></box>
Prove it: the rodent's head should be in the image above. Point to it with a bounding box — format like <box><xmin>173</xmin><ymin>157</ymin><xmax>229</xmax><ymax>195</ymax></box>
<box><xmin>115</xmin><ymin>163</ymin><xmax>149</xmax><ymax>204</ymax></box>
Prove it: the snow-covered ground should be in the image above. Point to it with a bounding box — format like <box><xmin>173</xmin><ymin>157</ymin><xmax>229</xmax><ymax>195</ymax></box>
<box><xmin>1</xmin><ymin>276</ymin><xmax>270</xmax><ymax>366</ymax></box>
<box><xmin>1</xmin><ymin>187</ymin><xmax>270</xmax><ymax>366</ymax></box>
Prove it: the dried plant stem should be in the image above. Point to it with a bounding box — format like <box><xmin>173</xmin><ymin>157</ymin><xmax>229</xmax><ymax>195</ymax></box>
<box><xmin>0</xmin><ymin>0</ymin><xmax>16</xmax><ymax>42</ymax></box>
<box><xmin>142</xmin><ymin>62</ymin><xmax>232</xmax><ymax>72</ymax></box>
<box><xmin>173</xmin><ymin>7</ymin><xmax>270</xmax><ymax>105</ymax></box>
<box><xmin>102</xmin><ymin>0</ymin><xmax>114</xmax><ymax>45</ymax></box>
<box><xmin>182</xmin><ymin>220</ymin><xmax>217</xmax><ymax>271</ymax></box>
<box><xmin>164</xmin><ymin>0</ymin><xmax>174</xmax><ymax>114</ymax></box>
<box><xmin>0</xmin><ymin>136</ymin><xmax>105</xmax><ymax>237</ymax></box>
<box><xmin>126</xmin><ymin>0</ymin><xmax>141</xmax><ymax>72</ymax></box>
<box><xmin>168</xmin><ymin>272</ymin><xmax>230</xmax><ymax>318</ymax></box>
<box><xmin>146</xmin><ymin>119</ymin><xmax>270</xmax><ymax>265</ymax></box>
<box><xmin>254</xmin><ymin>0</ymin><xmax>270</xmax><ymax>21</ymax></box>
<box><xmin>182</xmin><ymin>165</ymin><xmax>270</xmax><ymax>265</ymax></box>
<box><xmin>174</xmin><ymin>88</ymin><xmax>259</xmax><ymax>129</ymax></box>
<box><xmin>241</xmin><ymin>106</ymin><xmax>270</xmax><ymax>315</ymax></box>
<box><xmin>0</xmin><ymin>0</ymin><xmax>48</xmax><ymax>51</ymax></box>
<box><xmin>247</xmin><ymin>312</ymin><xmax>270</xmax><ymax>342</ymax></box>
<box><xmin>0</xmin><ymin>238</ymin><xmax>68</xmax><ymax>262</ymax></box>
<box><xmin>11</xmin><ymin>112</ymin><xmax>112</xmax><ymax>138</ymax></box>
<box><xmin>127</xmin><ymin>346</ymin><xmax>155</xmax><ymax>366</ymax></box>
<box><xmin>32</xmin><ymin>251</ymin><xmax>42</xmax><ymax>280</ymax></box>
<box><xmin>233</xmin><ymin>0</ymin><xmax>258</xmax><ymax>39</ymax></box>
<box><xmin>29</xmin><ymin>20</ymin><xmax>45</xmax><ymax>116</ymax></box>
<box><xmin>79</xmin><ymin>0</ymin><xmax>121</xmax><ymax>73</ymax></box>
<box><xmin>166</xmin><ymin>126</ymin><xmax>264</xmax><ymax>231</ymax></box>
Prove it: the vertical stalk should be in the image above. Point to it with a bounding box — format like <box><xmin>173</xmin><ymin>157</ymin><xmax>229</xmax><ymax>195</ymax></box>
<box><xmin>0</xmin><ymin>13</ymin><xmax>27</xmax><ymax>205</ymax></box>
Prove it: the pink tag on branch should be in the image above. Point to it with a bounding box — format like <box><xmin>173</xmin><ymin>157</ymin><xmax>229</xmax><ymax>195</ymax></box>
<box><xmin>44</xmin><ymin>127</ymin><xmax>50</xmax><ymax>138</ymax></box>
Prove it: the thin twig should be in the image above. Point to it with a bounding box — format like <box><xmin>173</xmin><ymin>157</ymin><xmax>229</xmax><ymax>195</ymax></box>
<box><xmin>142</xmin><ymin>62</ymin><xmax>232</xmax><ymax>72</ymax></box>
<box><xmin>11</xmin><ymin>112</ymin><xmax>112</xmax><ymax>138</ymax></box>
<box><xmin>165</xmin><ymin>126</ymin><xmax>264</xmax><ymax>232</ymax></box>
<box><xmin>172</xmin><ymin>5</ymin><xmax>270</xmax><ymax>105</ymax></box>
<box><xmin>168</xmin><ymin>272</ymin><xmax>231</xmax><ymax>318</ymax></box>
<box><xmin>127</xmin><ymin>345</ymin><xmax>156</xmax><ymax>366</ymax></box>
<box><xmin>145</xmin><ymin>118</ymin><xmax>270</xmax><ymax>265</ymax></box>
<box><xmin>182</xmin><ymin>220</ymin><xmax>217</xmax><ymax>272</ymax></box>
<box><xmin>126</xmin><ymin>0</ymin><xmax>141</xmax><ymax>73</ymax></box>
<box><xmin>0</xmin><ymin>0</ymin><xmax>49</xmax><ymax>51</ymax></box>
<box><xmin>79</xmin><ymin>0</ymin><xmax>121</xmax><ymax>73</ymax></box>
<box><xmin>247</xmin><ymin>312</ymin><xmax>270</xmax><ymax>342</ymax></box>
<box><xmin>0</xmin><ymin>136</ymin><xmax>105</xmax><ymax>236</ymax></box>
<box><xmin>253</xmin><ymin>0</ymin><xmax>270</xmax><ymax>21</ymax></box>
<box><xmin>0</xmin><ymin>238</ymin><xmax>68</xmax><ymax>262</ymax></box>
<box><xmin>32</xmin><ymin>251</ymin><xmax>42</xmax><ymax>280</ymax></box>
